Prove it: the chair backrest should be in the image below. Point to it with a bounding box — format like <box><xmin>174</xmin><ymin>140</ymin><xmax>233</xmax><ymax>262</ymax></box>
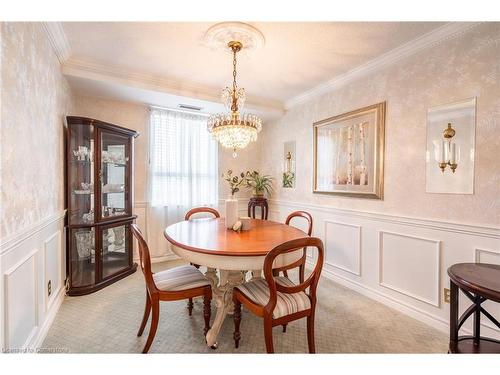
<box><xmin>285</xmin><ymin>211</ymin><xmax>313</xmax><ymax>235</ymax></box>
<box><xmin>185</xmin><ymin>207</ymin><xmax>220</xmax><ymax>221</ymax></box>
<box><xmin>130</xmin><ymin>224</ymin><xmax>156</xmax><ymax>292</ymax></box>
<box><xmin>262</xmin><ymin>237</ymin><xmax>324</xmax><ymax>315</ymax></box>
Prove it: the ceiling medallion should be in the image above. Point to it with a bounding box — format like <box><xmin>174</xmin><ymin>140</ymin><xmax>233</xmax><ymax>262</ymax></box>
<box><xmin>206</xmin><ymin>24</ymin><xmax>264</xmax><ymax>158</ymax></box>
<box><xmin>203</xmin><ymin>22</ymin><xmax>265</xmax><ymax>52</ymax></box>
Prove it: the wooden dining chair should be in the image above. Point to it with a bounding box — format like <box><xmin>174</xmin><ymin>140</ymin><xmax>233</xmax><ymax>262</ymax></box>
<box><xmin>274</xmin><ymin>211</ymin><xmax>313</xmax><ymax>282</ymax></box>
<box><xmin>232</xmin><ymin>237</ymin><xmax>324</xmax><ymax>353</ymax></box>
<box><xmin>184</xmin><ymin>206</ymin><xmax>220</xmax><ymax>313</ymax></box>
<box><xmin>184</xmin><ymin>206</ymin><xmax>220</xmax><ymax>221</ymax></box>
<box><xmin>131</xmin><ymin>224</ymin><xmax>212</xmax><ymax>353</ymax></box>
<box><xmin>272</xmin><ymin>211</ymin><xmax>313</xmax><ymax>333</ymax></box>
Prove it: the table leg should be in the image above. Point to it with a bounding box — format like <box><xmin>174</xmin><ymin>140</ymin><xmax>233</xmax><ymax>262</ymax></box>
<box><xmin>473</xmin><ymin>294</ymin><xmax>481</xmax><ymax>345</ymax></box>
<box><xmin>205</xmin><ymin>269</ymin><xmax>245</xmax><ymax>348</ymax></box>
<box><xmin>449</xmin><ymin>281</ymin><xmax>459</xmax><ymax>352</ymax></box>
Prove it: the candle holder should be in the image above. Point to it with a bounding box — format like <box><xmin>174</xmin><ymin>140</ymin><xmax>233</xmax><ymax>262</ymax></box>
<box><xmin>437</xmin><ymin>123</ymin><xmax>459</xmax><ymax>173</ymax></box>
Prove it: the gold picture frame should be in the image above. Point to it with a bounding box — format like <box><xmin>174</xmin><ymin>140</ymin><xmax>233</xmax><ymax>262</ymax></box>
<box><xmin>313</xmin><ymin>102</ymin><xmax>385</xmax><ymax>199</ymax></box>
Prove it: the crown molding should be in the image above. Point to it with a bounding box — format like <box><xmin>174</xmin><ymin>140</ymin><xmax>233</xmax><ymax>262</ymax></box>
<box><xmin>284</xmin><ymin>22</ymin><xmax>482</xmax><ymax>110</ymax></box>
<box><xmin>42</xmin><ymin>22</ymin><xmax>71</xmax><ymax>64</ymax></box>
<box><xmin>62</xmin><ymin>58</ymin><xmax>284</xmax><ymax>114</ymax></box>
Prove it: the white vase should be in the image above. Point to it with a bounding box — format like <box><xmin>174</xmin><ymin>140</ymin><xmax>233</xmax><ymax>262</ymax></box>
<box><xmin>225</xmin><ymin>197</ymin><xmax>239</xmax><ymax>229</ymax></box>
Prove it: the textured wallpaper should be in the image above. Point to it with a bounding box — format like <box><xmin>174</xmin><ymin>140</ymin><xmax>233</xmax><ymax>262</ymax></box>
<box><xmin>1</xmin><ymin>22</ymin><xmax>74</xmax><ymax>237</ymax></box>
<box><xmin>259</xmin><ymin>22</ymin><xmax>500</xmax><ymax>226</ymax></box>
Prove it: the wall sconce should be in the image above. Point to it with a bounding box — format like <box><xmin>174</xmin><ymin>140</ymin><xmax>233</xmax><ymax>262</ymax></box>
<box><xmin>282</xmin><ymin>141</ymin><xmax>296</xmax><ymax>188</ymax></box>
<box><xmin>435</xmin><ymin>123</ymin><xmax>459</xmax><ymax>173</ymax></box>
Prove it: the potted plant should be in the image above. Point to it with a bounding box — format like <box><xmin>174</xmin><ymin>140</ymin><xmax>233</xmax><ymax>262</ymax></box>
<box><xmin>246</xmin><ymin>171</ymin><xmax>274</xmax><ymax>197</ymax></box>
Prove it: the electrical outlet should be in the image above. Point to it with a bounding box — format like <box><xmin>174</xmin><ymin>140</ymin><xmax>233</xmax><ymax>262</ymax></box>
<box><xmin>444</xmin><ymin>288</ymin><xmax>450</xmax><ymax>303</ymax></box>
<box><xmin>48</xmin><ymin>280</ymin><xmax>52</xmax><ymax>297</ymax></box>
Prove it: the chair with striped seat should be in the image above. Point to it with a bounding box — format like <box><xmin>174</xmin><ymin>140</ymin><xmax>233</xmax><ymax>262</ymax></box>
<box><xmin>273</xmin><ymin>210</ymin><xmax>313</xmax><ymax>333</ymax></box>
<box><xmin>131</xmin><ymin>224</ymin><xmax>212</xmax><ymax>353</ymax></box>
<box><xmin>184</xmin><ymin>206</ymin><xmax>220</xmax><ymax>314</ymax></box>
<box><xmin>233</xmin><ymin>237</ymin><xmax>324</xmax><ymax>353</ymax></box>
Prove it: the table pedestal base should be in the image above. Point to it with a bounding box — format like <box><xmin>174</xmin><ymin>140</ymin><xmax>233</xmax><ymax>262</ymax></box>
<box><xmin>205</xmin><ymin>268</ymin><xmax>245</xmax><ymax>347</ymax></box>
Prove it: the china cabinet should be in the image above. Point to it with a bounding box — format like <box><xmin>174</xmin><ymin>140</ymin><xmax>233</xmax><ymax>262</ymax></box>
<box><xmin>65</xmin><ymin>116</ymin><xmax>138</xmax><ymax>296</ymax></box>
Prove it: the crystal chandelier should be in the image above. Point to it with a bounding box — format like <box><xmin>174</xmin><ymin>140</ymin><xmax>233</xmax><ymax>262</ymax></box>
<box><xmin>207</xmin><ymin>41</ymin><xmax>262</xmax><ymax>158</ymax></box>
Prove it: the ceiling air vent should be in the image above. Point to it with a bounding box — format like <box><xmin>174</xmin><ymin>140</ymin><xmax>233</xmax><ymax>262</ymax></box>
<box><xmin>178</xmin><ymin>104</ymin><xmax>203</xmax><ymax>111</ymax></box>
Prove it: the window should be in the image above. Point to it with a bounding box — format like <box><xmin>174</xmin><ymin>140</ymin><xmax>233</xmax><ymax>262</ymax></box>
<box><xmin>149</xmin><ymin>108</ymin><xmax>218</xmax><ymax>208</ymax></box>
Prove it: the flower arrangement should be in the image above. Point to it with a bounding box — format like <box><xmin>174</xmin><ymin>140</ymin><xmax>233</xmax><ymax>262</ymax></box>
<box><xmin>222</xmin><ymin>170</ymin><xmax>248</xmax><ymax>198</ymax></box>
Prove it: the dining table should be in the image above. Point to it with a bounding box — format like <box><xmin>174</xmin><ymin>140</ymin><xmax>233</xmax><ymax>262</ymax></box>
<box><xmin>164</xmin><ymin>217</ymin><xmax>309</xmax><ymax>347</ymax></box>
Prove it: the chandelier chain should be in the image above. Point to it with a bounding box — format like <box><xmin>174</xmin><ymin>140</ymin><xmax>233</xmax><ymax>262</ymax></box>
<box><xmin>231</xmin><ymin>46</ymin><xmax>238</xmax><ymax>112</ymax></box>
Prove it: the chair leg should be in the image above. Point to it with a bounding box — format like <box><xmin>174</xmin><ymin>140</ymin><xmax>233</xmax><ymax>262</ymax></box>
<box><xmin>307</xmin><ymin>312</ymin><xmax>316</xmax><ymax>354</ymax></box>
<box><xmin>187</xmin><ymin>298</ymin><xmax>194</xmax><ymax>316</ymax></box>
<box><xmin>203</xmin><ymin>290</ymin><xmax>211</xmax><ymax>336</ymax></box>
<box><xmin>137</xmin><ymin>290</ymin><xmax>151</xmax><ymax>337</ymax></box>
<box><xmin>233</xmin><ymin>298</ymin><xmax>242</xmax><ymax>348</ymax></box>
<box><xmin>282</xmin><ymin>324</ymin><xmax>287</xmax><ymax>333</ymax></box>
<box><xmin>142</xmin><ymin>297</ymin><xmax>159</xmax><ymax>353</ymax></box>
<box><xmin>264</xmin><ymin>318</ymin><xmax>274</xmax><ymax>354</ymax></box>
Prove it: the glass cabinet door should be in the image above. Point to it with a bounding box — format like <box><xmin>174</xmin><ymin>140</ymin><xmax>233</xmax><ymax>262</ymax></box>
<box><xmin>69</xmin><ymin>227</ymin><xmax>96</xmax><ymax>287</ymax></box>
<box><xmin>101</xmin><ymin>223</ymin><xmax>131</xmax><ymax>279</ymax></box>
<box><xmin>98</xmin><ymin>130</ymin><xmax>131</xmax><ymax>221</ymax></box>
<box><xmin>68</xmin><ymin>123</ymin><xmax>95</xmax><ymax>225</ymax></box>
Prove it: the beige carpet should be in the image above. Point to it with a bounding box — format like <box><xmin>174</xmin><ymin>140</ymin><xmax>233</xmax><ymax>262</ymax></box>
<box><xmin>43</xmin><ymin>261</ymin><xmax>448</xmax><ymax>353</ymax></box>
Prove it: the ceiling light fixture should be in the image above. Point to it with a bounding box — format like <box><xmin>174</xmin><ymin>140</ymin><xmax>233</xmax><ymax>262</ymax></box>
<box><xmin>207</xmin><ymin>40</ymin><xmax>262</xmax><ymax>158</ymax></box>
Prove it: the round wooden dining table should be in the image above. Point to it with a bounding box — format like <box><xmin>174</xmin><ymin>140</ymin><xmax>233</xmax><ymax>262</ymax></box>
<box><xmin>164</xmin><ymin>217</ymin><xmax>309</xmax><ymax>347</ymax></box>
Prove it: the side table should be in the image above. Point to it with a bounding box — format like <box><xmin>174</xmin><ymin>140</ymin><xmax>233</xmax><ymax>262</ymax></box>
<box><xmin>448</xmin><ymin>263</ymin><xmax>500</xmax><ymax>353</ymax></box>
<box><xmin>248</xmin><ymin>197</ymin><xmax>268</xmax><ymax>220</ymax></box>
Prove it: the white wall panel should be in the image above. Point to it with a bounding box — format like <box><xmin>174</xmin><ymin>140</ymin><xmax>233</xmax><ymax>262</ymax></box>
<box><xmin>325</xmin><ymin>221</ymin><xmax>361</xmax><ymax>276</ymax></box>
<box><xmin>43</xmin><ymin>231</ymin><xmax>62</xmax><ymax>312</ymax></box>
<box><xmin>475</xmin><ymin>248</ymin><xmax>500</xmax><ymax>264</ymax></box>
<box><xmin>4</xmin><ymin>250</ymin><xmax>38</xmax><ymax>348</ymax></box>
<box><xmin>379</xmin><ymin>231</ymin><xmax>440</xmax><ymax>307</ymax></box>
<box><xmin>1</xmin><ymin>211</ymin><xmax>65</xmax><ymax>350</ymax></box>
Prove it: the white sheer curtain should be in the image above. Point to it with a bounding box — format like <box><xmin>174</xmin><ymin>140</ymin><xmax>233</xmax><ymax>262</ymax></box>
<box><xmin>147</xmin><ymin>108</ymin><xmax>218</xmax><ymax>258</ymax></box>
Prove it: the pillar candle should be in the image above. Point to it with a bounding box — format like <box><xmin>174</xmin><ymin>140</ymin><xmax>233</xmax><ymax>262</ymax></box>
<box><xmin>439</xmin><ymin>140</ymin><xmax>445</xmax><ymax>163</ymax></box>
<box><xmin>450</xmin><ymin>143</ymin><xmax>456</xmax><ymax>164</ymax></box>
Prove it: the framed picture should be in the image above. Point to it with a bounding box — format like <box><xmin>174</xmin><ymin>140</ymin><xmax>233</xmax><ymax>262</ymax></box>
<box><xmin>313</xmin><ymin>102</ymin><xmax>385</xmax><ymax>199</ymax></box>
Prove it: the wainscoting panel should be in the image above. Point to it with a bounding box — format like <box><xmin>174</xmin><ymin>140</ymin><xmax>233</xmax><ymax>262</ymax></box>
<box><xmin>475</xmin><ymin>248</ymin><xmax>500</xmax><ymax>264</ymax></box>
<box><xmin>4</xmin><ymin>250</ymin><xmax>38</xmax><ymax>349</ymax></box>
<box><xmin>44</xmin><ymin>231</ymin><xmax>62</xmax><ymax>312</ymax></box>
<box><xmin>379</xmin><ymin>231</ymin><xmax>440</xmax><ymax>307</ymax></box>
<box><xmin>325</xmin><ymin>221</ymin><xmax>361</xmax><ymax>276</ymax></box>
<box><xmin>270</xmin><ymin>199</ymin><xmax>500</xmax><ymax>340</ymax></box>
<box><xmin>0</xmin><ymin>210</ymin><xmax>66</xmax><ymax>350</ymax></box>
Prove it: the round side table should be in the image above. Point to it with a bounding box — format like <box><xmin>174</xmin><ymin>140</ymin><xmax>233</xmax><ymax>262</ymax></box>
<box><xmin>248</xmin><ymin>197</ymin><xmax>268</xmax><ymax>220</ymax></box>
<box><xmin>447</xmin><ymin>263</ymin><xmax>500</xmax><ymax>354</ymax></box>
